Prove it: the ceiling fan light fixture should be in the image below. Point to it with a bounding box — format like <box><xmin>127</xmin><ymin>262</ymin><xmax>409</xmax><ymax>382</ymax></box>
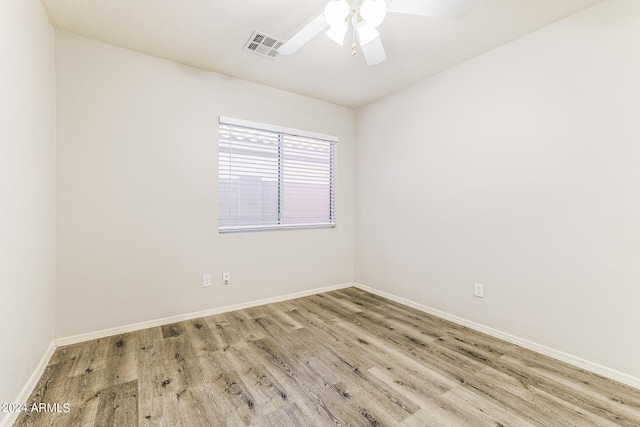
<box><xmin>324</xmin><ymin>0</ymin><xmax>350</xmax><ymax>27</ymax></box>
<box><xmin>325</xmin><ymin>22</ymin><xmax>349</xmax><ymax>45</ymax></box>
<box><xmin>280</xmin><ymin>0</ymin><xmax>474</xmax><ymax>65</ymax></box>
<box><xmin>359</xmin><ymin>0</ymin><xmax>387</xmax><ymax>28</ymax></box>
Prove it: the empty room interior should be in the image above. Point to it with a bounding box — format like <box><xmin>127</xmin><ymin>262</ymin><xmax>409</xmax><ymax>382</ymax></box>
<box><xmin>3</xmin><ymin>0</ymin><xmax>640</xmax><ymax>425</ymax></box>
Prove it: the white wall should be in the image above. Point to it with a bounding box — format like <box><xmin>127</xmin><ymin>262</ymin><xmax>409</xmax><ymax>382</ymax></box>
<box><xmin>55</xmin><ymin>33</ymin><xmax>355</xmax><ymax>338</ymax></box>
<box><xmin>0</xmin><ymin>0</ymin><xmax>56</xmax><ymax>420</ymax></box>
<box><xmin>355</xmin><ymin>0</ymin><xmax>640</xmax><ymax>380</ymax></box>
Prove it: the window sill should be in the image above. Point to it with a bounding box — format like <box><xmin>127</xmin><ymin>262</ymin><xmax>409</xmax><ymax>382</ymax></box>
<box><xmin>219</xmin><ymin>223</ymin><xmax>336</xmax><ymax>234</ymax></box>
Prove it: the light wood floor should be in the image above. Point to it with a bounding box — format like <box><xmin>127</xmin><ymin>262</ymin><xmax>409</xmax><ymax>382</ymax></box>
<box><xmin>14</xmin><ymin>288</ymin><xmax>640</xmax><ymax>426</ymax></box>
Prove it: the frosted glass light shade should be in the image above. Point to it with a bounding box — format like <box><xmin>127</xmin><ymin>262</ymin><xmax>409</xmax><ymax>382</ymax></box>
<box><xmin>359</xmin><ymin>0</ymin><xmax>387</xmax><ymax>28</ymax></box>
<box><xmin>325</xmin><ymin>22</ymin><xmax>349</xmax><ymax>45</ymax></box>
<box><xmin>324</xmin><ymin>0</ymin><xmax>350</xmax><ymax>27</ymax></box>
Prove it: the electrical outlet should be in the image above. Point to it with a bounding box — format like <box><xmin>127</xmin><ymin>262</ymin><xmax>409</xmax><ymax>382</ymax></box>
<box><xmin>474</xmin><ymin>283</ymin><xmax>484</xmax><ymax>298</ymax></box>
<box><xmin>203</xmin><ymin>274</ymin><xmax>211</xmax><ymax>288</ymax></box>
<box><xmin>222</xmin><ymin>272</ymin><xmax>231</xmax><ymax>285</ymax></box>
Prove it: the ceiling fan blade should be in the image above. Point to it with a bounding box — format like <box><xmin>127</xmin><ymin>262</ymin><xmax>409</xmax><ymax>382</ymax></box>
<box><xmin>360</xmin><ymin>37</ymin><xmax>387</xmax><ymax>65</ymax></box>
<box><xmin>387</xmin><ymin>0</ymin><xmax>474</xmax><ymax>20</ymax></box>
<box><xmin>278</xmin><ymin>14</ymin><xmax>328</xmax><ymax>55</ymax></box>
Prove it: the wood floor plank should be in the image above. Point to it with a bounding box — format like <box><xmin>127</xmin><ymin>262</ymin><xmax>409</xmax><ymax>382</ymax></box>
<box><xmin>102</xmin><ymin>334</ymin><xmax>138</xmax><ymax>388</ymax></box>
<box><xmin>182</xmin><ymin>318</ymin><xmax>221</xmax><ymax>357</ymax></box>
<box><xmin>205</xmin><ymin>313</ymin><xmax>248</xmax><ymax>350</ymax></box>
<box><xmin>443</xmin><ymin>384</ymin><xmax>542</xmax><ymax>427</ymax></box>
<box><xmin>500</xmin><ymin>353</ymin><xmax>640</xmax><ymax>426</ymax></box>
<box><xmin>306</xmin><ymin>295</ymin><xmax>491</xmax><ymax>384</ymax></box>
<box><xmin>369</xmin><ymin>367</ymin><xmax>475</xmax><ymax>427</ymax></box>
<box><xmin>14</xmin><ymin>288</ymin><xmax>640</xmax><ymax>426</ymax></box>
<box><xmin>469</xmin><ymin>364</ymin><xmax>608</xmax><ymax>427</ymax></box>
<box><xmin>262</xmin><ymin>305</ymin><xmax>304</xmax><ymax>331</ymax></box>
<box><xmin>68</xmin><ymin>337</ymin><xmax>110</xmax><ymax>377</ymax></box>
<box><xmin>527</xmin><ymin>382</ymin><xmax>624</xmax><ymax>427</ymax></box>
<box><xmin>221</xmin><ymin>310</ymin><xmax>266</xmax><ymax>343</ymax></box>
<box><xmin>56</xmin><ymin>369</ymin><xmax>104</xmax><ymax>426</ymax></box>
<box><xmin>279</xmin><ymin>312</ymin><xmax>432</xmax><ymax>423</ymax></box>
<box><xmin>236</xmin><ymin>334</ymin><xmax>341</xmax><ymax>426</ymax></box>
<box><xmin>250</xmin><ymin>337</ymin><xmax>355</xmax><ymax>425</ymax></box>
<box><xmin>161</xmin><ymin>323</ymin><xmax>186</xmax><ymax>339</ymax></box>
<box><xmin>370</xmin><ymin>364</ymin><xmax>519</xmax><ymax>427</ymax></box>
<box><xmin>161</xmin><ymin>336</ymin><xmax>220</xmax><ymax>426</ymax></box>
<box><xmin>222</xmin><ymin>343</ymin><xmax>290</xmax><ymax>413</ymax></box>
<box><xmin>136</xmin><ymin>329</ymin><xmax>186</xmax><ymax>426</ymax></box>
<box><xmin>57</xmin><ymin>396</ymin><xmax>99</xmax><ymax>427</ymax></box>
<box><xmin>196</xmin><ymin>349</ymin><xmax>257</xmax><ymax>423</ymax></box>
<box><xmin>281</xmin><ymin>308</ymin><xmax>439</xmax><ymax>424</ymax></box>
<box><xmin>400</xmin><ymin>407</ymin><xmax>471</xmax><ymax>427</ymax></box>
<box><xmin>324</xmin><ymin>295</ymin><xmax>365</xmax><ymax>314</ymax></box>
<box><xmin>139</xmin><ymin>397</ymin><xmax>185</xmax><ymax>427</ymax></box>
<box><xmin>329</xmin><ymin>315</ymin><xmax>481</xmax><ymax>386</ymax></box>
<box><xmin>264</xmin><ymin>317</ymin><xmax>422</xmax><ymax>425</ymax></box>
<box><xmin>300</xmin><ymin>344</ymin><xmax>422</xmax><ymax>424</ymax></box>
<box><xmin>286</xmin><ymin>304</ymin><xmax>470</xmax><ymax>397</ymax></box>
<box><xmin>15</xmin><ymin>360</ymin><xmax>75</xmax><ymax>427</ymax></box>
<box><xmin>249</xmin><ymin>405</ymin><xmax>301</xmax><ymax>427</ymax></box>
<box><xmin>94</xmin><ymin>379</ymin><xmax>138</xmax><ymax>427</ymax></box>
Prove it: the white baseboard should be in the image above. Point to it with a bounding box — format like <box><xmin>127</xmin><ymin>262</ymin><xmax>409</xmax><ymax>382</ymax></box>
<box><xmin>1</xmin><ymin>340</ymin><xmax>57</xmax><ymax>427</ymax></box>
<box><xmin>56</xmin><ymin>282</ymin><xmax>354</xmax><ymax>347</ymax></box>
<box><xmin>353</xmin><ymin>282</ymin><xmax>640</xmax><ymax>390</ymax></box>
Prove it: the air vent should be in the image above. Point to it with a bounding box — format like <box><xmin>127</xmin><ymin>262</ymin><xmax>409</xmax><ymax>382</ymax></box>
<box><xmin>243</xmin><ymin>31</ymin><xmax>284</xmax><ymax>60</ymax></box>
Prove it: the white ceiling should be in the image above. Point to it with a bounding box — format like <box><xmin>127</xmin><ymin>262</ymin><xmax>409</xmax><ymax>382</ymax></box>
<box><xmin>42</xmin><ymin>0</ymin><xmax>602</xmax><ymax>108</ymax></box>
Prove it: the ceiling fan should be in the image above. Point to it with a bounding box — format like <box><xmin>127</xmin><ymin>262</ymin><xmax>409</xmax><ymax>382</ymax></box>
<box><xmin>277</xmin><ymin>0</ymin><xmax>474</xmax><ymax>65</ymax></box>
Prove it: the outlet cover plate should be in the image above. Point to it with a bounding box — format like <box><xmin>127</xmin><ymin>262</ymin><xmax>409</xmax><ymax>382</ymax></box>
<box><xmin>203</xmin><ymin>274</ymin><xmax>212</xmax><ymax>287</ymax></box>
<box><xmin>474</xmin><ymin>283</ymin><xmax>484</xmax><ymax>298</ymax></box>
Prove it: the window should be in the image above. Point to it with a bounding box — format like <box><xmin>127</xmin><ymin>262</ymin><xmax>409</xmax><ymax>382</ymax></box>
<box><xmin>219</xmin><ymin>116</ymin><xmax>336</xmax><ymax>233</ymax></box>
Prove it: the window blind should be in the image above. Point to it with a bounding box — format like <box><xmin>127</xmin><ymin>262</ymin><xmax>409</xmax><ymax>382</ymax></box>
<box><xmin>219</xmin><ymin>117</ymin><xmax>336</xmax><ymax>233</ymax></box>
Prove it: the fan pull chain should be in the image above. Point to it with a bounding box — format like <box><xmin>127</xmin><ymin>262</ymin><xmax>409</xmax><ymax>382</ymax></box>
<box><xmin>351</xmin><ymin>24</ymin><xmax>357</xmax><ymax>57</ymax></box>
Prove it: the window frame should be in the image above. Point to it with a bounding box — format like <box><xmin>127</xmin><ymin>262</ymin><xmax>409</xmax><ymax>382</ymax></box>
<box><xmin>218</xmin><ymin>116</ymin><xmax>337</xmax><ymax>234</ymax></box>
